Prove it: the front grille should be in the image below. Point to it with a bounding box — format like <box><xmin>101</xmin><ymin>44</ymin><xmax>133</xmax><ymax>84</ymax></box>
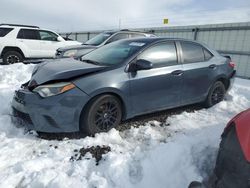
<box><xmin>12</xmin><ymin>107</ymin><xmax>33</xmax><ymax>125</ymax></box>
<box><xmin>14</xmin><ymin>90</ymin><xmax>25</xmax><ymax>105</ymax></box>
<box><xmin>15</xmin><ymin>90</ymin><xmax>25</xmax><ymax>100</ymax></box>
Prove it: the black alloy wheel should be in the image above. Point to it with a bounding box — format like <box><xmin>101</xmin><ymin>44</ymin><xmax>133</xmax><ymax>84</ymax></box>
<box><xmin>211</xmin><ymin>86</ymin><xmax>225</xmax><ymax>104</ymax></box>
<box><xmin>3</xmin><ymin>51</ymin><xmax>23</xmax><ymax>65</ymax></box>
<box><xmin>205</xmin><ymin>81</ymin><xmax>226</xmax><ymax>107</ymax></box>
<box><xmin>81</xmin><ymin>95</ymin><xmax>122</xmax><ymax>135</ymax></box>
<box><xmin>94</xmin><ymin>100</ymin><xmax>120</xmax><ymax>131</ymax></box>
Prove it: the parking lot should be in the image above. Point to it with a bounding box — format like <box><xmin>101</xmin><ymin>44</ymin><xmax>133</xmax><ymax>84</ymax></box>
<box><xmin>1</xmin><ymin>0</ymin><xmax>250</xmax><ymax>187</ymax></box>
<box><xmin>0</xmin><ymin>63</ymin><xmax>249</xmax><ymax>187</ymax></box>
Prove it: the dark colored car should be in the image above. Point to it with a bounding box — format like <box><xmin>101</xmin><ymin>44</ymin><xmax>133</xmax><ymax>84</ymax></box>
<box><xmin>189</xmin><ymin>108</ymin><xmax>250</xmax><ymax>188</ymax></box>
<box><xmin>12</xmin><ymin>38</ymin><xmax>235</xmax><ymax>135</ymax></box>
<box><xmin>55</xmin><ymin>30</ymin><xmax>155</xmax><ymax>58</ymax></box>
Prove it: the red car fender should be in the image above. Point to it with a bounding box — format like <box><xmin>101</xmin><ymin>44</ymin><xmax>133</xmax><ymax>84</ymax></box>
<box><xmin>226</xmin><ymin>109</ymin><xmax>250</xmax><ymax>162</ymax></box>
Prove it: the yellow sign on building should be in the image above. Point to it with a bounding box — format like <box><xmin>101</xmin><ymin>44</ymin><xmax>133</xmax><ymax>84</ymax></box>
<box><xmin>163</xmin><ymin>18</ymin><xmax>169</xmax><ymax>24</ymax></box>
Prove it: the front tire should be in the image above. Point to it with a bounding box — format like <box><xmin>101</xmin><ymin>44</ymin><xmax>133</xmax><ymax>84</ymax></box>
<box><xmin>204</xmin><ymin>81</ymin><xmax>226</xmax><ymax>108</ymax></box>
<box><xmin>3</xmin><ymin>51</ymin><xmax>23</xmax><ymax>65</ymax></box>
<box><xmin>80</xmin><ymin>95</ymin><xmax>122</xmax><ymax>135</ymax></box>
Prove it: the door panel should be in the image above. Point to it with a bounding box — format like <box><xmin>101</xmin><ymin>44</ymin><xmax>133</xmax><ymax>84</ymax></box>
<box><xmin>181</xmin><ymin>61</ymin><xmax>216</xmax><ymax>104</ymax></box>
<box><xmin>16</xmin><ymin>29</ymin><xmax>41</xmax><ymax>57</ymax></box>
<box><xmin>129</xmin><ymin>41</ymin><xmax>184</xmax><ymax>115</ymax></box>
<box><xmin>39</xmin><ymin>30</ymin><xmax>60</xmax><ymax>58</ymax></box>
<box><xmin>40</xmin><ymin>41</ymin><xmax>60</xmax><ymax>57</ymax></box>
<box><xmin>129</xmin><ymin>65</ymin><xmax>183</xmax><ymax>115</ymax></box>
<box><xmin>179</xmin><ymin>41</ymin><xmax>216</xmax><ymax>104</ymax></box>
<box><xmin>16</xmin><ymin>39</ymin><xmax>41</xmax><ymax>57</ymax></box>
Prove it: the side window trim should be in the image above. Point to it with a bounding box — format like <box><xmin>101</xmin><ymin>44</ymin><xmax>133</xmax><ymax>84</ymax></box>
<box><xmin>203</xmin><ymin>47</ymin><xmax>214</xmax><ymax>61</ymax></box>
<box><xmin>175</xmin><ymin>41</ymin><xmax>182</xmax><ymax>64</ymax></box>
<box><xmin>103</xmin><ymin>34</ymin><xmax>115</xmax><ymax>45</ymax></box>
<box><xmin>105</xmin><ymin>33</ymin><xmax>118</xmax><ymax>44</ymax></box>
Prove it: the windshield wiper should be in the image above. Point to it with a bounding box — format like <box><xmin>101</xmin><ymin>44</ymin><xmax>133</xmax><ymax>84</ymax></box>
<box><xmin>82</xmin><ymin>43</ymin><xmax>92</xmax><ymax>45</ymax></box>
<box><xmin>81</xmin><ymin>59</ymin><xmax>100</xmax><ymax>65</ymax></box>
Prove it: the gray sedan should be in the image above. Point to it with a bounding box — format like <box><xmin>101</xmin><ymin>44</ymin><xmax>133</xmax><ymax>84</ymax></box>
<box><xmin>56</xmin><ymin>30</ymin><xmax>155</xmax><ymax>58</ymax></box>
<box><xmin>12</xmin><ymin>38</ymin><xmax>235</xmax><ymax>135</ymax></box>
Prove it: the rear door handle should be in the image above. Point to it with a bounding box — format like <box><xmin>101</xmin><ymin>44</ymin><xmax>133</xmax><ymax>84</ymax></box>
<box><xmin>171</xmin><ymin>70</ymin><xmax>184</xmax><ymax>76</ymax></box>
<box><xmin>209</xmin><ymin>64</ymin><xmax>217</xmax><ymax>69</ymax></box>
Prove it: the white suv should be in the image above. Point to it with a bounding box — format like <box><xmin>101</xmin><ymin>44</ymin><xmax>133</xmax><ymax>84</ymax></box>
<box><xmin>0</xmin><ymin>24</ymin><xmax>81</xmax><ymax>64</ymax></box>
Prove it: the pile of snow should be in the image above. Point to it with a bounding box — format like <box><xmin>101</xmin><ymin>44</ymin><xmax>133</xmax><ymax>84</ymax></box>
<box><xmin>0</xmin><ymin>63</ymin><xmax>249</xmax><ymax>188</ymax></box>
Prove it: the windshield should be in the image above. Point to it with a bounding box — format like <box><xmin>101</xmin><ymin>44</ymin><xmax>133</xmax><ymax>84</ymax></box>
<box><xmin>84</xmin><ymin>32</ymin><xmax>112</xmax><ymax>46</ymax></box>
<box><xmin>81</xmin><ymin>40</ymin><xmax>147</xmax><ymax>66</ymax></box>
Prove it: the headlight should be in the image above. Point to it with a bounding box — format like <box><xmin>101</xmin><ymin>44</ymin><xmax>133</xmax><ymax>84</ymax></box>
<box><xmin>63</xmin><ymin>50</ymin><xmax>78</xmax><ymax>57</ymax></box>
<box><xmin>33</xmin><ymin>82</ymin><xmax>75</xmax><ymax>98</ymax></box>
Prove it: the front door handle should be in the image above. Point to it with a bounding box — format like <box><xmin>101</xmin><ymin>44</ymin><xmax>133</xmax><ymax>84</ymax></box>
<box><xmin>209</xmin><ymin>64</ymin><xmax>217</xmax><ymax>69</ymax></box>
<box><xmin>171</xmin><ymin>70</ymin><xmax>184</xmax><ymax>76</ymax></box>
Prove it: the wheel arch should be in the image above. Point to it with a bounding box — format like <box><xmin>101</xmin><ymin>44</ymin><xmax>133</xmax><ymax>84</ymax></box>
<box><xmin>81</xmin><ymin>89</ymin><xmax>128</xmax><ymax>122</ymax></box>
<box><xmin>212</xmin><ymin>74</ymin><xmax>230</xmax><ymax>90</ymax></box>
<box><xmin>217</xmin><ymin>77</ymin><xmax>230</xmax><ymax>90</ymax></box>
<box><xmin>1</xmin><ymin>46</ymin><xmax>25</xmax><ymax>58</ymax></box>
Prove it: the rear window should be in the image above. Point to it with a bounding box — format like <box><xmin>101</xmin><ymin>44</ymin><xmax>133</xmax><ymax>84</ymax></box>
<box><xmin>203</xmin><ymin>48</ymin><xmax>213</xmax><ymax>60</ymax></box>
<box><xmin>181</xmin><ymin>42</ymin><xmax>205</xmax><ymax>63</ymax></box>
<box><xmin>0</xmin><ymin>28</ymin><xmax>13</xmax><ymax>37</ymax></box>
<box><xmin>17</xmin><ymin>29</ymin><xmax>40</xmax><ymax>40</ymax></box>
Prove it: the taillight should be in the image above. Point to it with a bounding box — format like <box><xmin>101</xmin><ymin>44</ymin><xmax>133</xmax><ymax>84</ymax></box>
<box><xmin>229</xmin><ymin>61</ymin><xmax>235</xmax><ymax>68</ymax></box>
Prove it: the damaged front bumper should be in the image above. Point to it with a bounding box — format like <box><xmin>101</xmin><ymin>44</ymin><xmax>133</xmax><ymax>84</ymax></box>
<box><xmin>11</xmin><ymin>86</ymin><xmax>90</xmax><ymax>133</ymax></box>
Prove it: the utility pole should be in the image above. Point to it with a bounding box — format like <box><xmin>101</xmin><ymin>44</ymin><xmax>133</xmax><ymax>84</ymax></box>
<box><xmin>119</xmin><ymin>18</ymin><xmax>121</xmax><ymax>29</ymax></box>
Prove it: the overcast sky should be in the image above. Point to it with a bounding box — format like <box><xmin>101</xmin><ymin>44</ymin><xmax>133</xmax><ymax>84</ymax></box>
<box><xmin>0</xmin><ymin>0</ymin><xmax>250</xmax><ymax>32</ymax></box>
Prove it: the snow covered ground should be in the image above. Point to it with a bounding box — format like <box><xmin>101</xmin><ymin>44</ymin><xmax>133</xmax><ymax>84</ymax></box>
<box><xmin>0</xmin><ymin>63</ymin><xmax>249</xmax><ymax>188</ymax></box>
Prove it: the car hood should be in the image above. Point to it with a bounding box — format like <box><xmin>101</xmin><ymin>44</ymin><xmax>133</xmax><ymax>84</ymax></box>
<box><xmin>28</xmin><ymin>58</ymin><xmax>106</xmax><ymax>87</ymax></box>
<box><xmin>58</xmin><ymin>44</ymin><xmax>97</xmax><ymax>52</ymax></box>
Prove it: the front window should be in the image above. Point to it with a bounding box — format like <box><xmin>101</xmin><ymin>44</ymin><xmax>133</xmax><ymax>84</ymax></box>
<box><xmin>81</xmin><ymin>40</ymin><xmax>147</xmax><ymax>66</ymax></box>
<box><xmin>84</xmin><ymin>32</ymin><xmax>112</xmax><ymax>46</ymax></box>
<box><xmin>138</xmin><ymin>42</ymin><xmax>178</xmax><ymax>68</ymax></box>
<box><xmin>39</xmin><ymin>30</ymin><xmax>58</xmax><ymax>41</ymax></box>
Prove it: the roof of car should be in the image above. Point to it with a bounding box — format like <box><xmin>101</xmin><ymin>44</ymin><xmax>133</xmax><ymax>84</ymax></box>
<box><xmin>118</xmin><ymin>37</ymin><xmax>195</xmax><ymax>43</ymax></box>
<box><xmin>103</xmin><ymin>30</ymin><xmax>154</xmax><ymax>35</ymax></box>
<box><xmin>0</xmin><ymin>23</ymin><xmax>39</xmax><ymax>29</ymax></box>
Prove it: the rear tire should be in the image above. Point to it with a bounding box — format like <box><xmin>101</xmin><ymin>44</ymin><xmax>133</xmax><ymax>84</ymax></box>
<box><xmin>2</xmin><ymin>51</ymin><xmax>23</xmax><ymax>65</ymax></box>
<box><xmin>80</xmin><ymin>95</ymin><xmax>122</xmax><ymax>135</ymax></box>
<box><xmin>204</xmin><ymin>81</ymin><xmax>225</xmax><ymax>108</ymax></box>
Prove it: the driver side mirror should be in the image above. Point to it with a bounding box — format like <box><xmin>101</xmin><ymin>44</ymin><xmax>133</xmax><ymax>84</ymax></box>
<box><xmin>188</xmin><ymin>181</ymin><xmax>204</xmax><ymax>188</ymax></box>
<box><xmin>57</xmin><ymin>36</ymin><xmax>64</xmax><ymax>42</ymax></box>
<box><xmin>128</xmin><ymin>59</ymin><xmax>153</xmax><ymax>72</ymax></box>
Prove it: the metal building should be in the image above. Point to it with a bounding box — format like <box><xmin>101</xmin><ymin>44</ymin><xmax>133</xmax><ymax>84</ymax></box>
<box><xmin>61</xmin><ymin>22</ymin><xmax>250</xmax><ymax>78</ymax></box>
